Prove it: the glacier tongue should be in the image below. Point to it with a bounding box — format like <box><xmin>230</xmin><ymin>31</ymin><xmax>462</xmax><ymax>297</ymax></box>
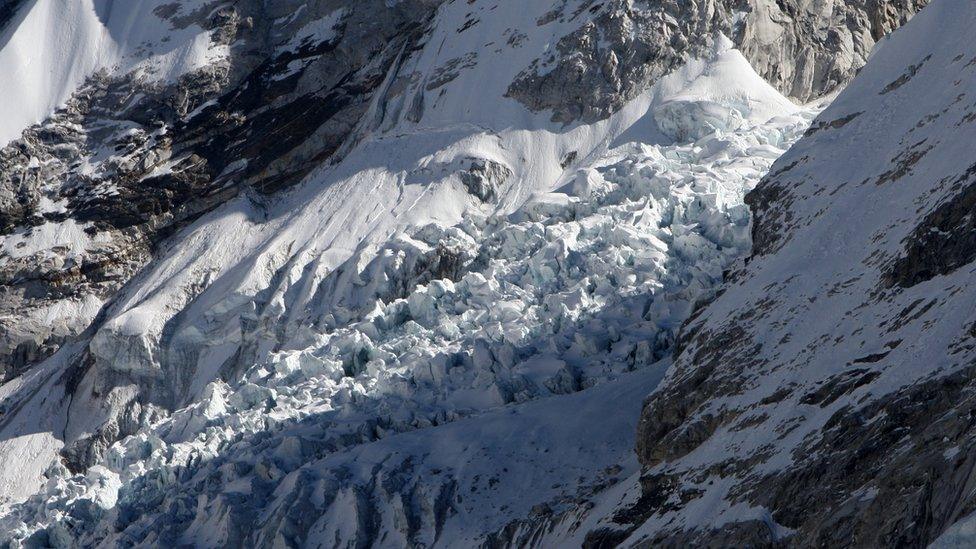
<box><xmin>0</xmin><ymin>36</ymin><xmax>822</xmax><ymax>542</ymax></box>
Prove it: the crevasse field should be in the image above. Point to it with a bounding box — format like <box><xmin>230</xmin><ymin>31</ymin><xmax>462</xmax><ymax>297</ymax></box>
<box><xmin>0</xmin><ymin>33</ymin><xmax>822</xmax><ymax>544</ymax></box>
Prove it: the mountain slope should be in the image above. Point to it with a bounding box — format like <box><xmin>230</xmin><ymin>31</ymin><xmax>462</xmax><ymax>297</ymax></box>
<box><xmin>0</xmin><ymin>0</ymin><xmax>926</xmax><ymax>384</ymax></box>
<box><xmin>0</xmin><ymin>37</ymin><xmax>825</xmax><ymax>545</ymax></box>
<box><xmin>0</xmin><ymin>0</ymin><xmax>928</xmax><ymax>546</ymax></box>
<box><xmin>621</xmin><ymin>0</ymin><xmax>976</xmax><ymax>545</ymax></box>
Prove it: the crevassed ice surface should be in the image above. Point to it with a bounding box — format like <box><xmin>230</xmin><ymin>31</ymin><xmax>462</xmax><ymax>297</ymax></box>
<box><xmin>0</xmin><ymin>40</ymin><xmax>823</xmax><ymax>544</ymax></box>
<box><xmin>0</xmin><ymin>0</ymin><xmax>783</xmax><ymax>508</ymax></box>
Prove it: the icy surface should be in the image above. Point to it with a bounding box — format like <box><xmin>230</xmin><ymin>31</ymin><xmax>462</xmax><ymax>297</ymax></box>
<box><xmin>652</xmin><ymin>35</ymin><xmax>799</xmax><ymax>142</ymax></box>
<box><xmin>0</xmin><ymin>42</ymin><xmax>820</xmax><ymax>541</ymax></box>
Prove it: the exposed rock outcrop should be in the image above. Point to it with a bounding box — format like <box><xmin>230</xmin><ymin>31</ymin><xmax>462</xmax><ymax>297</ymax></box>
<box><xmin>507</xmin><ymin>0</ymin><xmax>926</xmax><ymax>124</ymax></box>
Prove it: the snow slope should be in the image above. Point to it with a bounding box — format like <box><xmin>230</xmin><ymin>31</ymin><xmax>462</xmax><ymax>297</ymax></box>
<box><xmin>622</xmin><ymin>0</ymin><xmax>976</xmax><ymax>545</ymax></box>
<box><xmin>0</xmin><ymin>0</ymin><xmax>219</xmax><ymax>146</ymax></box>
<box><xmin>0</xmin><ymin>21</ymin><xmax>822</xmax><ymax>544</ymax></box>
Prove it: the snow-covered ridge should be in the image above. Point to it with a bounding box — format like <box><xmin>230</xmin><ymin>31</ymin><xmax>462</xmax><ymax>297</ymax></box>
<box><xmin>0</xmin><ymin>32</ymin><xmax>822</xmax><ymax>543</ymax></box>
<box><xmin>0</xmin><ymin>0</ymin><xmax>928</xmax><ymax>544</ymax></box>
<box><xmin>0</xmin><ymin>0</ymin><xmax>220</xmax><ymax>146</ymax></box>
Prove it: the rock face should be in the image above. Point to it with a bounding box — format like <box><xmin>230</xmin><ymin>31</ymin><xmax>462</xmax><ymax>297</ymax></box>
<box><xmin>0</xmin><ymin>0</ymin><xmax>24</xmax><ymax>30</ymax></box>
<box><xmin>506</xmin><ymin>0</ymin><xmax>927</xmax><ymax>124</ymax></box>
<box><xmin>625</xmin><ymin>0</ymin><xmax>976</xmax><ymax>545</ymax></box>
<box><xmin>737</xmin><ymin>0</ymin><xmax>928</xmax><ymax>101</ymax></box>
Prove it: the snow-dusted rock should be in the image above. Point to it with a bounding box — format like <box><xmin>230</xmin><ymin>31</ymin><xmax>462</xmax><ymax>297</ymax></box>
<box><xmin>0</xmin><ymin>37</ymin><xmax>821</xmax><ymax>542</ymax></box>
<box><xmin>618</xmin><ymin>1</ymin><xmax>976</xmax><ymax>545</ymax></box>
<box><xmin>506</xmin><ymin>0</ymin><xmax>926</xmax><ymax>123</ymax></box>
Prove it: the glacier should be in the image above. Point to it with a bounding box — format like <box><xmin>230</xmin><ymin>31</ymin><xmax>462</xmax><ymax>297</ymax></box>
<box><xmin>0</xmin><ymin>0</ymin><xmax>942</xmax><ymax>546</ymax></box>
<box><xmin>0</xmin><ymin>33</ymin><xmax>822</xmax><ymax>545</ymax></box>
